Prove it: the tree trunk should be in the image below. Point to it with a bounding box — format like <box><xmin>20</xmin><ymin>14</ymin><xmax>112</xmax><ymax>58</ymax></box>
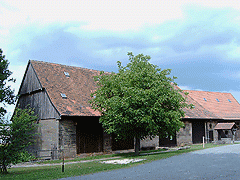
<box><xmin>2</xmin><ymin>165</ymin><xmax>7</xmax><ymax>174</ymax></box>
<box><xmin>135</xmin><ymin>137</ymin><xmax>140</xmax><ymax>155</ymax></box>
<box><xmin>1</xmin><ymin>157</ymin><xmax>8</xmax><ymax>174</ymax></box>
<box><xmin>1</xmin><ymin>162</ymin><xmax>8</xmax><ymax>174</ymax></box>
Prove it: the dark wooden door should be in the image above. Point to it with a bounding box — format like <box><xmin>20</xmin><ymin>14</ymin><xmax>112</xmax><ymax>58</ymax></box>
<box><xmin>192</xmin><ymin>121</ymin><xmax>205</xmax><ymax>144</ymax></box>
<box><xmin>76</xmin><ymin>118</ymin><xmax>103</xmax><ymax>154</ymax></box>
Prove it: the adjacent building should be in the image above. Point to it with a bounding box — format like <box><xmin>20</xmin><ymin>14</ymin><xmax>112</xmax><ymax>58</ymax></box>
<box><xmin>164</xmin><ymin>90</ymin><xmax>240</xmax><ymax>146</ymax></box>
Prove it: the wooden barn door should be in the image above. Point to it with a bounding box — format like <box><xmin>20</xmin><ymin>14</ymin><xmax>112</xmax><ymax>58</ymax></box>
<box><xmin>192</xmin><ymin>121</ymin><xmax>205</xmax><ymax>144</ymax></box>
<box><xmin>76</xmin><ymin>118</ymin><xmax>103</xmax><ymax>154</ymax></box>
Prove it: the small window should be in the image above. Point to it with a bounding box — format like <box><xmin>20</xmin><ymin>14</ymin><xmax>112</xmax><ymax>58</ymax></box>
<box><xmin>203</xmin><ymin>98</ymin><xmax>207</xmax><ymax>101</ymax></box>
<box><xmin>216</xmin><ymin>98</ymin><xmax>220</xmax><ymax>102</ymax></box>
<box><xmin>64</xmin><ymin>72</ymin><xmax>70</xmax><ymax>77</ymax></box>
<box><xmin>228</xmin><ymin>99</ymin><xmax>231</xmax><ymax>103</ymax></box>
<box><xmin>61</xmin><ymin>93</ymin><xmax>67</xmax><ymax>98</ymax></box>
<box><xmin>209</xmin><ymin>124</ymin><xmax>212</xmax><ymax>129</ymax></box>
<box><xmin>225</xmin><ymin>130</ymin><xmax>228</xmax><ymax>135</ymax></box>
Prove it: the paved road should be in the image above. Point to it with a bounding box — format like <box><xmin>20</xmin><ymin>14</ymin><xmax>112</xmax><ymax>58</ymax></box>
<box><xmin>60</xmin><ymin>144</ymin><xmax>240</xmax><ymax>180</ymax></box>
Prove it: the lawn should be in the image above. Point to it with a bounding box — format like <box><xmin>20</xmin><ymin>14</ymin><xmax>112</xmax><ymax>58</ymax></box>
<box><xmin>0</xmin><ymin>143</ymin><xmax>231</xmax><ymax>180</ymax></box>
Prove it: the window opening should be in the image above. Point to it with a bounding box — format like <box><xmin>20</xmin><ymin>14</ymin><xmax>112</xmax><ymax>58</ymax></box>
<box><xmin>61</xmin><ymin>93</ymin><xmax>67</xmax><ymax>98</ymax></box>
<box><xmin>203</xmin><ymin>98</ymin><xmax>207</xmax><ymax>101</ymax></box>
<box><xmin>64</xmin><ymin>72</ymin><xmax>70</xmax><ymax>77</ymax></box>
<box><xmin>228</xmin><ymin>99</ymin><xmax>231</xmax><ymax>103</ymax></box>
<box><xmin>216</xmin><ymin>99</ymin><xmax>220</xmax><ymax>102</ymax></box>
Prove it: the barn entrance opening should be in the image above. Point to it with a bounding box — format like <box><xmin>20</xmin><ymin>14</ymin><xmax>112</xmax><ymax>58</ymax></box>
<box><xmin>159</xmin><ymin>133</ymin><xmax>177</xmax><ymax>147</ymax></box>
<box><xmin>76</xmin><ymin>117</ymin><xmax>103</xmax><ymax>154</ymax></box>
<box><xmin>111</xmin><ymin>134</ymin><xmax>134</xmax><ymax>151</ymax></box>
<box><xmin>192</xmin><ymin>121</ymin><xmax>205</xmax><ymax>144</ymax></box>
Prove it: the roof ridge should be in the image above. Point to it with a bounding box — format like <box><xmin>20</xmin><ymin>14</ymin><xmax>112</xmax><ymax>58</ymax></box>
<box><xmin>30</xmin><ymin>60</ymin><xmax>103</xmax><ymax>73</ymax></box>
<box><xmin>183</xmin><ymin>89</ymin><xmax>231</xmax><ymax>95</ymax></box>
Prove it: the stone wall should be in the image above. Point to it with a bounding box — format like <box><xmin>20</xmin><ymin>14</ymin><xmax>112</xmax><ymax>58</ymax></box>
<box><xmin>27</xmin><ymin>119</ymin><xmax>59</xmax><ymax>159</ymax></box>
<box><xmin>177</xmin><ymin>121</ymin><xmax>192</xmax><ymax>146</ymax></box>
<box><xmin>59</xmin><ymin>119</ymin><xmax>76</xmax><ymax>158</ymax></box>
<box><xmin>140</xmin><ymin>136</ymin><xmax>159</xmax><ymax>149</ymax></box>
<box><xmin>234</xmin><ymin>121</ymin><xmax>240</xmax><ymax>141</ymax></box>
<box><xmin>103</xmin><ymin>130</ymin><xmax>112</xmax><ymax>152</ymax></box>
<box><xmin>206</xmin><ymin>121</ymin><xmax>218</xmax><ymax>142</ymax></box>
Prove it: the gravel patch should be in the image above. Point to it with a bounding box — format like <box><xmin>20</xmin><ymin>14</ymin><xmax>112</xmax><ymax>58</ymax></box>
<box><xmin>11</xmin><ymin>156</ymin><xmax>121</xmax><ymax>168</ymax></box>
<box><xmin>100</xmin><ymin>158</ymin><xmax>146</xmax><ymax>164</ymax></box>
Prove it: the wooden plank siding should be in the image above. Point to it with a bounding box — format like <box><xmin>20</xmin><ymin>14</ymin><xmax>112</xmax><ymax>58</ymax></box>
<box><xmin>19</xmin><ymin>62</ymin><xmax>43</xmax><ymax>95</ymax></box>
<box><xmin>17</xmin><ymin>61</ymin><xmax>60</xmax><ymax>120</ymax></box>
<box><xmin>18</xmin><ymin>90</ymin><xmax>60</xmax><ymax>120</ymax></box>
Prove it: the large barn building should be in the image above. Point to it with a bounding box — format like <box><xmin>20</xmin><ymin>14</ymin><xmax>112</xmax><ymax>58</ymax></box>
<box><xmin>17</xmin><ymin>60</ymin><xmax>240</xmax><ymax>159</ymax></box>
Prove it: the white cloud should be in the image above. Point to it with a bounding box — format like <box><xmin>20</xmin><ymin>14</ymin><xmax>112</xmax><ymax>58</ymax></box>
<box><xmin>1</xmin><ymin>0</ymin><xmax>184</xmax><ymax>31</ymax></box>
<box><xmin>1</xmin><ymin>0</ymin><xmax>240</xmax><ymax>33</ymax></box>
<box><xmin>227</xmin><ymin>46</ymin><xmax>240</xmax><ymax>59</ymax></box>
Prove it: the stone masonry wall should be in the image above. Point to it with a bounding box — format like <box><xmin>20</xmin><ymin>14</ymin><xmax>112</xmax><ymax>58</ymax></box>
<box><xmin>59</xmin><ymin>119</ymin><xmax>76</xmax><ymax>158</ymax></box>
<box><xmin>206</xmin><ymin>121</ymin><xmax>218</xmax><ymax>142</ymax></box>
<box><xmin>140</xmin><ymin>136</ymin><xmax>159</xmax><ymax>149</ymax></box>
<box><xmin>177</xmin><ymin>121</ymin><xmax>192</xmax><ymax>146</ymax></box>
<box><xmin>103</xmin><ymin>130</ymin><xmax>112</xmax><ymax>152</ymax></box>
<box><xmin>27</xmin><ymin>119</ymin><xmax>59</xmax><ymax>159</ymax></box>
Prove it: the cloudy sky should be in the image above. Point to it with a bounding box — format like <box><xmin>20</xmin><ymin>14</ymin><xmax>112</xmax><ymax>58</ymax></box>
<box><xmin>1</xmin><ymin>0</ymin><xmax>240</xmax><ymax>116</ymax></box>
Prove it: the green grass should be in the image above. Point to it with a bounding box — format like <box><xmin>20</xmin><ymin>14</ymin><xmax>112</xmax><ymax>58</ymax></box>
<box><xmin>0</xmin><ymin>143</ymin><xmax>231</xmax><ymax>180</ymax></box>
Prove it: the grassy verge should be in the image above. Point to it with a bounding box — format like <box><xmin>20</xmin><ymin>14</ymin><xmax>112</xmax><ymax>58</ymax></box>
<box><xmin>0</xmin><ymin>143</ymin><xmax>231</xmax><ymax>180</ymax></box>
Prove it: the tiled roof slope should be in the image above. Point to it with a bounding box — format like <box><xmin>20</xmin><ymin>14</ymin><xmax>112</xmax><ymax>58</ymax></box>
<box><xmin>183</xmin><ymin>90</ymin><xmax>240</xmax><ymax>120</ymax></box>
<box><xmin>182</xmin><ymin>93</ymin><xmax>218</xmax><ymax>119</ymax></box>
<box><xmin>29</xmin><ymin>60</ymin><xmax>240</xmax><ymax>119</ymax></box>
<box><xmin>214</xmin><ymin>123</ymin><xmax>236</xmax><ymax>130</ymax></box>
<box><xmin>30</xmin><ymin>60</ymin><xmax>101</xmax><ymax>116</ymax></box>
<box><xmin>175</xmin><ymin>86</ymin><xmax>218</xmax><ymax>119</ymax></box>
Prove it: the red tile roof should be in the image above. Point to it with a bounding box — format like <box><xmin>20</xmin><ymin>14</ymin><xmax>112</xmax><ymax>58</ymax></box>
<box><xmin>30</xmin><ymin>60</ymin><xmax>240</xmax><ymax>119</ymax></box>
<box><xmin>183</xmin><ymin>90</ymin><xmax>240</xmax><ymax>120</ymax></box>
<box><xmin>31</xmin><ymin>60</ymin><xmax>101</xmax><ymax>116</ymax></box>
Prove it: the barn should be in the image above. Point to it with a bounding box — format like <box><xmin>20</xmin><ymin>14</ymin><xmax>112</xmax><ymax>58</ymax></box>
<box><xmin>17</xmin><ymin>60</ymin><xmax>240</xmax><ymax>158</ymax></box>
<box><xmin>17</xmin><ymin>60</ymin><xmax>134</xmax><ymax>159</ymax></box>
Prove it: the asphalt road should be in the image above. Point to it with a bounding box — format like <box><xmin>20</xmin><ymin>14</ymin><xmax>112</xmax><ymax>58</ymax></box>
<box><xmin>60</xmin><ymin>144</ymin><xmax>240</xmax><ymax>180</ymax></box>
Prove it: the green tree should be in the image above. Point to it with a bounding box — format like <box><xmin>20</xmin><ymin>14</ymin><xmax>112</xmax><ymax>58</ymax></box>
<box><xmin>90</xmin><ymin>52</ymin><xmax>191</xmax><ymax>155</ymax></box>
<box><xmin>0</xmin><ymin>49</ymin><xmax>15</xmax><ymax>118</ymax></box>
<box><xmin>0</xmin><ymin>108</ymin><xmax>38</xmax><ymax>173</ymax></box>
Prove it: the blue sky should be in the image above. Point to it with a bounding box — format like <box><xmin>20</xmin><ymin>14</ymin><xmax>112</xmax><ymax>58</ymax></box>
<box><xmin>1</xmin><ymin>0</ymin><xmax>240</xmax><ymax>116</ymax></box>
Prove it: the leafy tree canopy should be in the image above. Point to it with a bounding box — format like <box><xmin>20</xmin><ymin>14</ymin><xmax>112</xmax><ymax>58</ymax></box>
<box><xmin>90</xmin><ymin>52</ymin><xmax>191</xmax><ymax>154</ymax></box>
<box><xmin>0</xmin><ymin>49</ymin><xmax>15</xmax><ymax>118</ymax></box>
<box><xmin>0</xmin><ymin>108</ymin><xmax>38</xmax><ymax>173</ymax></box>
